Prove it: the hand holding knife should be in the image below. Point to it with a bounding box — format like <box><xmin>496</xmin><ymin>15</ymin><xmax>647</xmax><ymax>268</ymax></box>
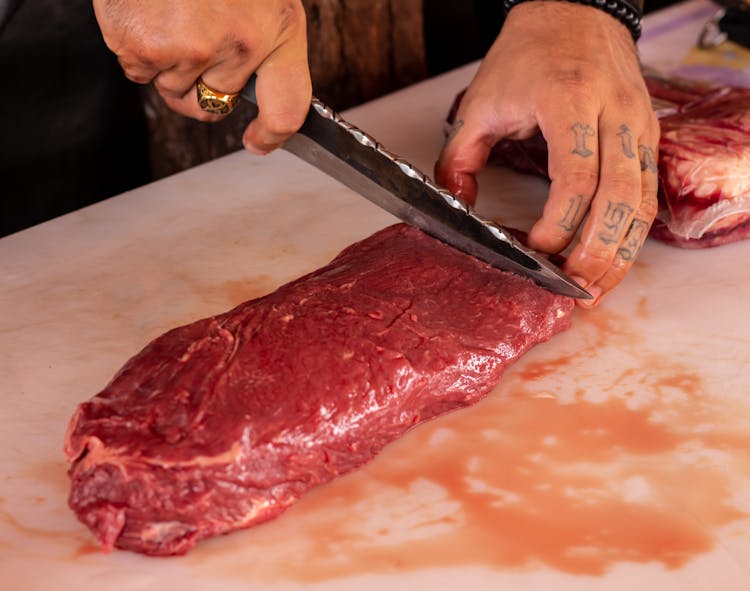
<box><xmin>240</xmin><ymin>74</ymin><xmax>591</xmax><ymax>300</ymax></box>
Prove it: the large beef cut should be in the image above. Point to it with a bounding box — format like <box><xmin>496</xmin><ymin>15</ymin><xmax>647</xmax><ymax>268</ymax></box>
<box><xmin>447</xmin><ymin>74</ymin><xmax>750</xmax><ymax>248</ymax></box>
<box><xmin>64</xmin><ymin>224</ymin><xmax>573</xmax><ymax>556</ymax></box>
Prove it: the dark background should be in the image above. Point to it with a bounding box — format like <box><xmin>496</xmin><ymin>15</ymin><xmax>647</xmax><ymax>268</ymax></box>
<box><xmin>0</xmin><ymin>0</ymin><xmax>149</xmax><ymax>237</ymax></box>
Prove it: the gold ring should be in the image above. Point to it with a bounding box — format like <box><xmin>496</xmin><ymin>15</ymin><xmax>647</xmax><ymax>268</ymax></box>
<box><xmin>196</xmin><ymin>77</ymin><xmax>239</xmax><ymax>115</ymax></box>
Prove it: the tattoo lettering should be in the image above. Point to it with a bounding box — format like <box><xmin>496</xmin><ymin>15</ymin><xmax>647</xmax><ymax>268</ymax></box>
<box><xmin>638</xmin><ymin>145</ymin><xmax>657</xmax><ymax>173</ymax></box>
<box><xmin>617</xmin><ymin>219</ymin><xmax>650</xmax><ymax>261</ymax></box>
<box><xmin>599</xmin><ymin>201</ymin><xmax>634</xmax><ymax>245</ymax></box>
<box><xmin>559</xmin><ymin>194</ymin><xmax>584</xmax><ymax>232</ymax></box>
<box><xmin>571</xmin><ymin>122</ymin><xmax>595</xmax><ymax>158</ymax></box>
<box><xmin>617</xmin><ymin>124</ymin><xmax>636</xmax><ymax>159</ymax></box>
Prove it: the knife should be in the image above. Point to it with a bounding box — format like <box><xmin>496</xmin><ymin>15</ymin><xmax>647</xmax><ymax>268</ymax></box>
<box><xmin>240</xmin><ymin>76</ymin><xmax>591</xmax><ymax>300</ymax></box>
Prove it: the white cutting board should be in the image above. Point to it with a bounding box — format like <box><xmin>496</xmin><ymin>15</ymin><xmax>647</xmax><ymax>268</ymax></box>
<box><xmin>1</xmin><ymin>1</ymin><xmax>749</xmax><ymax>589</ymax></box>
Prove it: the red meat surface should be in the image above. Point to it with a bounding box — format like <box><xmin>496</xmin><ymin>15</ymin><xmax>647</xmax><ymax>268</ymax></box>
<box><xmin>64</xmin><ymin>224</ymin><xmax>574</xmax><ymax>556</ymax></box>
<box><xmin>648</xmin><ymin>76</ymin><xmax>750</xmax><ymax>247</ymax></box>
<box><xmin>446</xmin><ymin>75</ymin><xmax>750</xmax><ymax>248</ymax></box>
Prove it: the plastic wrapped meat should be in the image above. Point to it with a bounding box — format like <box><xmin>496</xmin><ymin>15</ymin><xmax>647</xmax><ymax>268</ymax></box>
<box><xmin>446</xmin><ymin>75</ymin><xmax>750</xmax><ymax>248</ymax></box>
<box><xmin>647</xmin><ymin>76</ymin><xmax>750</xmax><ymax>247</ymax></box>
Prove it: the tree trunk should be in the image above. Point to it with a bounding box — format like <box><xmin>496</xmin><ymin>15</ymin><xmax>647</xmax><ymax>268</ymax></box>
<box><xmin>143</xmin><ymin>0</ymin><xmax>426</xmax><ymax>180</ymax></box>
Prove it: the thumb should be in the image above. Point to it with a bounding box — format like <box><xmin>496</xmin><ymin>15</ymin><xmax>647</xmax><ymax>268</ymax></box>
<box><xmin>434</xmin><ymin>114</ymin><xmax>495</xmax><ymax>206</ymax></box>
<box><xmin>242</xmin><ymin>38</ymin><xmax>311</xmax><ymax>154</ymax></box>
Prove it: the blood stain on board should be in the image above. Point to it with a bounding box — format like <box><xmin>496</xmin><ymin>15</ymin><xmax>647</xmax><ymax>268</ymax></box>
<box><xmin>188</xmin><ymin>306</ymin><xmax>749</xmax><ymax>581</ymax></box>
<box><xmin>636</xmin><ymin>295</ymin><xmax>650</xmax><ymax>319</ymax></box>
<box><xmin>1</xmin><ymin>460</ymin><xmax>103</xmax><ymax>560</ymax></box>
<box><xmin>192</xmin><ymin>393</ymin><xmax>747</xmax><ymax>581</ymax></box>
<box><xmin>217</xmin><ymin>276</ymin><xmax>277</xmax><ymax>307</ymax></box>
<box><xmin>0</xmin><ymin>507</ymin><xmax>86</xmax><ymax>545</ymax></box>
<box><xmin>16</xmin><ymin>460</ymin><xmax>70</xmax><ymax>495</ymax></box>
<box><xmin>72</xmin><ymin>539</ymin><xmax>103</xmax><ymax>558</ymax></box>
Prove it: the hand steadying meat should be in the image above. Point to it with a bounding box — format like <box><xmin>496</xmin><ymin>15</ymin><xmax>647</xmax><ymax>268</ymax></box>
<box><xmin>436</xmin><ymin>2</ymin><xmax>659</xmax><ymax>307</ymax></box>
<box><xmin>92</xmin><ymin>0</ymin><xmax>311</xmax><ymax>154</ymax></box>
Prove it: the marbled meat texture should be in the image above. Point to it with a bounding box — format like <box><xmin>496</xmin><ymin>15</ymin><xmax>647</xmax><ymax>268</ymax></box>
<box><xmin>64</xmin><ymin>224</ymin><xmax>573</xmax><ymax>556</ymax></box>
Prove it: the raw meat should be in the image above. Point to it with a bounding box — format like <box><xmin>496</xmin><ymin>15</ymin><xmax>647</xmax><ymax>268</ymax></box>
<box><xmin>647</xmin><ymin>76</ymin><xmax>750</xmax><ymax>248</ymax></box>
<box><xmin>64</xmin><ymin>224</ymin><xmax>574</xmax><ymax>556</ymax></box>
<box><xmin>446</xmin><ymin>75</ymin><xmax>750</xmax><ymax>248</ymax></box>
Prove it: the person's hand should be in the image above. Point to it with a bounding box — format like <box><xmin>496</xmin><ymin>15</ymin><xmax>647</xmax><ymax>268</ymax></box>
<box><xmin>435</xmin><ymin>1</ymin><xmax>659</xmax><ymax>307</ymax></box>
<box><xmin>92</xmin><ymin>0</ymin><xmax>311</xmax><ymax>154</ymax></box>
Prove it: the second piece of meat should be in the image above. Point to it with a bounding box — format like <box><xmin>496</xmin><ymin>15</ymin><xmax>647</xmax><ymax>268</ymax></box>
<box><xmin>65</xmin><ymin>224</ymin><xmax>574</xmax><ymax>556</ymax></box>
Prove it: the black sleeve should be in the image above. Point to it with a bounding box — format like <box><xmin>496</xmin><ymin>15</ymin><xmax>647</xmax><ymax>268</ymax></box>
<box><xmin>0</xmin><ymin>0</ymin><xmax>23</xmax><ymax>35</ymax></box>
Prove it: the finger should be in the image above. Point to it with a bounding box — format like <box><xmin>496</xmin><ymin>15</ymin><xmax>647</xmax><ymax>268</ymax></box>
<box><xmin>118</xmin><ymin>58</ymin><xmax>160</xmax><ymax>85</ymax></box>
<box><xmin>156</xmin><ymin>69</ymin><xmax>243</xmax><ymax>123</ymax></box>
<box><xmin>434</xmin><ymin>111</ymin><xmax>494</xmax><ymax>206</ymax></box>
<box><xmin>108</xmin><ymin>28</ymin><xmax>181</xmax><ymax>84</ymax></box>
<box><xmin>152</xmin><ymin>53</ymin><xmax>212</xmax><ymax>101</ymax></box>
<box><xmin>584</xmin><ymin>135</ymin><xmax>660</xmax><ymax>300</ymax></box>
<box><xmin>153</xmin><ymin>38</ymin><xmax>262</xmax><ymax>122</ymax></box>
<box><xmin>241</xmin><ymin>36</ymin><xmax>312</xmax><ymax>154</ymax></box>
<box><xmin>155</xmin><ymin>31</ymin><xmax>265</xmax><ymax>102</ymax></box>
<box><xmin>564</xmin><ymin>119</ymin><xmax>646</xmax><ymax>300</ymax></box>
<box><xmin>527</xmin><ymin>112</ymin><xmax>600</xmax><ymax>254</ymax></box>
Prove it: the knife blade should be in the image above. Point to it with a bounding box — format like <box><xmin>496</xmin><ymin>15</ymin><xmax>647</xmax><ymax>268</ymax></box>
<box><xmin>240</xmin><ymin>76</ymin><xmax>591</xmax><ymax>300</ymax></box>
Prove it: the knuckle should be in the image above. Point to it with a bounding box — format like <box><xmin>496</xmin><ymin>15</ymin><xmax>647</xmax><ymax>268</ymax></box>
<box><xmin>638</xmin><ymin>193</ymin><xmax>659</xmax><ymax>222</ymax></box>
<box><xmin>230</xmin><ymin>38</ymin><xmax>251</xmax><ymax>60</ymax></box>
<box><xmin>101</xmin><ymin>29</ymin><xmax>127</xmax><ymax>57</ymax></box>
<box><xmin>598</xmin><ymin>267</ymin><xmax>629</xmax><ymax>294</ymax></box>
<box><xmin>279</xmin><ymin>1</ymin><xmax>305</xmax><ymax>30</ymax></box>
<box><xmin>584</xmin><ymin>244</ymin><xmax>614</xmax><ymax>267</ymax></box>
<box><xmin>154</xmin><ymin>77</ymin><xmax>180</xmax><ymax>98</ymax></box>
<box><xmin>529</xmin><ymin>221</ymin><xmax>573</xmax><ymax>253</ymax></box>
<box><xmin>556</xmin><ymin>168</ymin><xmax>598</xmax><ymax>196</ymax></box>
<box><xmin>537</xmin><ymin>232</ymin><xmax>572</xmax><ymax>253</ymax></box>
<box><xmin>227</xmin><ymin>26</ymin><xmax>258</xmax><ymax>58</ymax></box>
<box><xmin>265</xmin><ymin>109</ymin><xmax>306</xmax><ymax>137</ymax></box>
<box><xmin>580</xmin><ymin>250</ymin><xmax>613</xmax><ymax>278</ymax></box>
<box><xmin>612</xmin><ymin>87</ymin><xmax>637</xmax><ymax>111</ymax></box>
<box><xmin>605</xmin><ymin>172</ymin><xmax>641</xmax><ymax>198</ymax></box>
<box><xmin>551</xmin><ymin>64</ymin><xmax>591</xmax><ymax>92</ymax></box>
<box><xmin>612</xmin><ymin>249</ymin><xmax>636</xmax><ymax>274</ymax></box>
<box><xmin>134</xmin><ymin>46</ymin><xmax>163</xmax><ymax>69</ymax></box>
<box><xmin>124</xmin><ymin>71</ymin><xmax>149</xmax><ymax>84</ymax></box>
<box><xmin>183</xmin><ymin>45</ymin><xmax>212</xmax><ymax>67</ymax></box>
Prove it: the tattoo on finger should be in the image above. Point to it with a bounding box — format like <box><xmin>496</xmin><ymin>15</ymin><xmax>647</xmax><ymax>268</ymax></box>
<box><xmin>617</xmin><ymin>218</ymin><xmax>650</xmax><ymax>261</ymax></box>
<box><xmin>571</xmin><ymin>122</ymin><xmax>595</xmax><ymax>158</ymax></box>
<box><xmin>616</xmin><ymin>124</ymin><xmax>636</xmax><ymax>159</ymax></box>
<box><xmin>638</xmin><ymin>145</ymin><xmax>657</xmax><ymax>172</ymax></box>
<box><xmin>559</xmin><ymin>194</ymin><xmax>584</xmax><ymax>232</ymax></box>
<box><xmin>599</xmin><ymin>201</ymin><xmax>634</xmax><ymax>245</ymax></box>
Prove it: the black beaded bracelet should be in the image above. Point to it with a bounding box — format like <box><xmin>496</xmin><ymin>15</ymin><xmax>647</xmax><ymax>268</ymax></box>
<box><xmin>502</xmin><ymin>0</ymin><xmax>643</xmax><ymax>41</ymax></box>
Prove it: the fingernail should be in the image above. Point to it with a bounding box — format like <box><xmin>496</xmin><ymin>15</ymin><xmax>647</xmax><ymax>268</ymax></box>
<box><xmin>570</xmin><ymin>275</ymin><xmax>587</xmax><ymax>290</ymax></box>
<box><xmin>243</xmin><ymin>138</ymin><xmax>268</xmax><ymax>156</ymax></box>
<box><xmin>570</xmin><ymin>276</ymin><xmax>601</xmax><ymax>308</ymax></box>
<box><xmin>587</xmin><ymin>283</ymin><xmax>602</xmax><ymax>301</ymax></box>
<box><xmin>451</xmin><ymin>174</ymin><xmax>477</xmax><ymax>206</ymax></box>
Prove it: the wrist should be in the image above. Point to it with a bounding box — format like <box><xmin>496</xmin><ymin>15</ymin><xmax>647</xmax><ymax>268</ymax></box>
<box><xmin>502</xmin><ymin>0</ymin><xmax>643</xmax><ymax>41</ymax></box>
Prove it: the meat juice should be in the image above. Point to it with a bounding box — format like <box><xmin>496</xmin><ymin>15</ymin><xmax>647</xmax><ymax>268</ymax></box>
<box><xmin>186</xmin><ymin>307</ymin><xmax>750</xmax><ymax>583</ymax></box>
